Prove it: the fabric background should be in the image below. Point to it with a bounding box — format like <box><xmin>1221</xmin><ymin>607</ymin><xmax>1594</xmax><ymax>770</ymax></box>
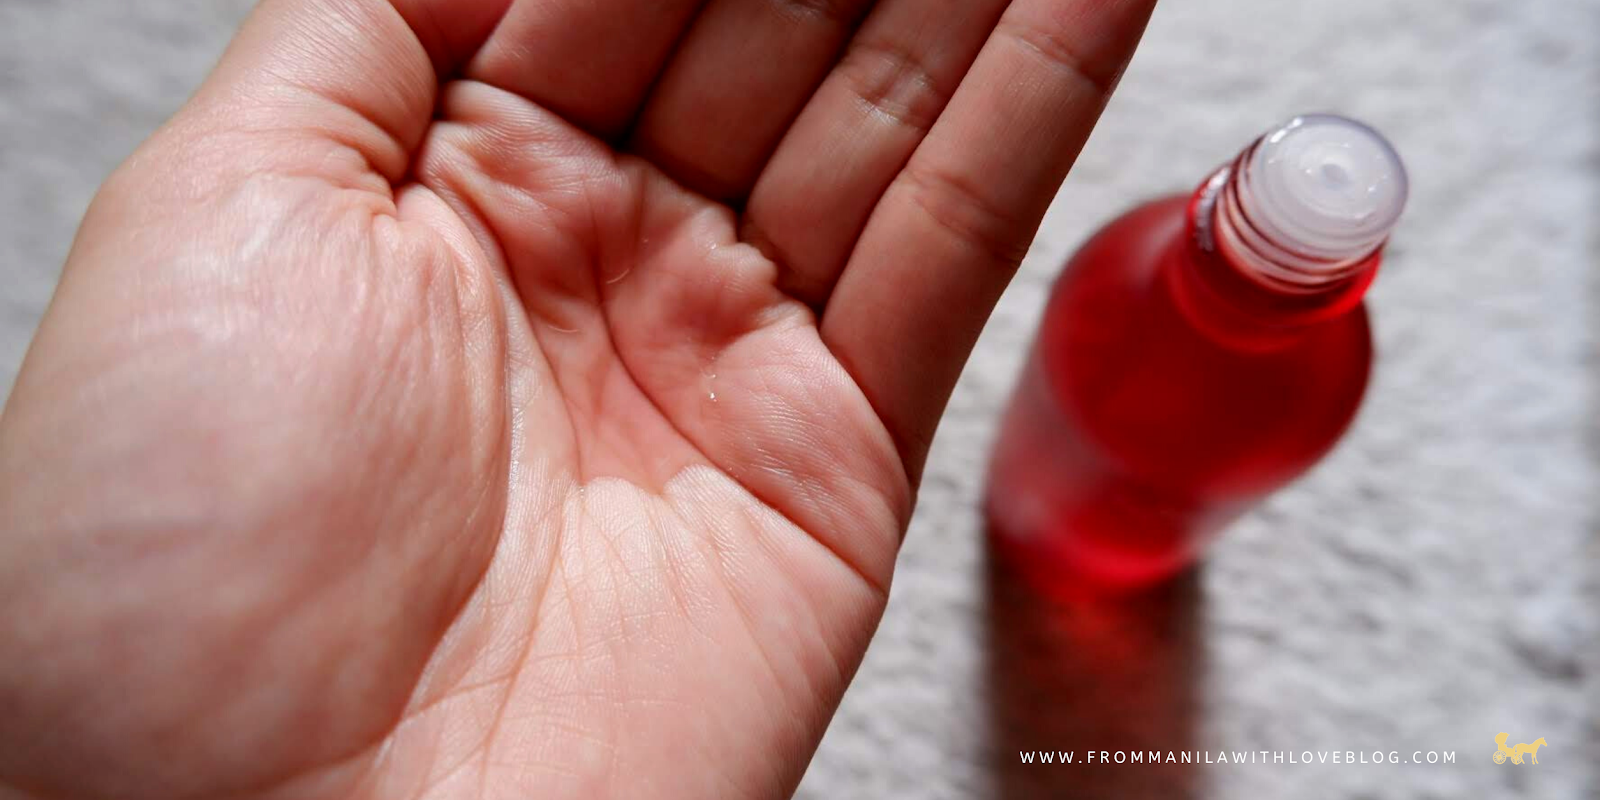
<box><xmin>1</xmin><ymin>1</ymin><xmax>1594</xmax><ymax>797</ymax></box>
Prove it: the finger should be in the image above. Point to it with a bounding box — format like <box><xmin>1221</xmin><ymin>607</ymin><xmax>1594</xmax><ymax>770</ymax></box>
<box><xmin>182</xmin><ymin>0</ymin><xmax>510</xmax><ymax>184</ymax></box>
<box><xmin>821</xmin><ymin>0</ymin><xmax>1158</xmax><ymax>474</ymax></box>
<box><xmin>390</xmin><ymin>0</ymin><xmax>514</xmax><ymax>74</ymax></box>
<box><xmin>742</xmin><ymin>0</ymin><xmax>1010</xmax><ymax>307</ymax></box>
<box><xmin>627</xmin><ymin>0</ymin><xmax>877</xmax><ymax>201</ymax></box>
<box><xmin>465</xmin><ymin>0</ymin><xmax>711</xmax><ymax>141</ymax></box>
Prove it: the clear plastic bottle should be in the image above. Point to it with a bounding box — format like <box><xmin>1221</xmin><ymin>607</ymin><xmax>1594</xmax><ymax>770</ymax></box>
<box><xmin>986</xmin><ymin>114</ymin><xmax>1409</xmax><ymax>596</ymax></box>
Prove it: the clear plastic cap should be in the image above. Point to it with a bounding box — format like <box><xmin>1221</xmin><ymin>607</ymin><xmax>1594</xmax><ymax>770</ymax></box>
<box><xmin>1241</xmin><ymin>114</ymin><xmax>1408</xmax><ymax>264</ymax></box>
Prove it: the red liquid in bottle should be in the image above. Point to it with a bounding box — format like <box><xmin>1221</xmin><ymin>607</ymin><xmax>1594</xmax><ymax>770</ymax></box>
<box><xmin>987</xmin><ymin>116</ymin><xmax>1405</xmax><ymax>596</ymax></box>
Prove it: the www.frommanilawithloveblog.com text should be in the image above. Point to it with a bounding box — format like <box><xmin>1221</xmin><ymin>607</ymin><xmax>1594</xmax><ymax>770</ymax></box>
<box><xmin>1019</xmin><ymin>750</ymin><xmax>1457</xmax><ymax>766</ymax></box>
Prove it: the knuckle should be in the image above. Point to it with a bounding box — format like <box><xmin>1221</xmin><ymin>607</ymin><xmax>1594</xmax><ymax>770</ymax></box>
<box><xmin>899</xmin><ymin>165</ymin><xmax>1031</xmax><ymax>270</ymax></box>
<box><xmin>838</xmin><ymin>40</ymin><xmax>951</xmax><ymax>133</ymax></box>
<box><xmin>773</xmin><ymin>0</ymin><xmax>864</xmax><ymax>25</ymax></box>
<box><xmin>998</xmin><ymin>18</ymin><xmax>1119</xmax><ymax>94</ymax></box>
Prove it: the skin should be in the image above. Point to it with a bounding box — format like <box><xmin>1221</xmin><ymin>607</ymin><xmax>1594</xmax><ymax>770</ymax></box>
<box><xmin>0</xmin><ymin>0</ymin><xmax>1156</xmax><ymax>798</ymax></box>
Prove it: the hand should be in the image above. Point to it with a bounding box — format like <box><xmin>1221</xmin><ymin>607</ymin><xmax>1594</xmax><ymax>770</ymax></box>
<box><xmin>0</xmin><ymin>0</ymin><xmax>1154</xmax><ymax>797</ymax></box>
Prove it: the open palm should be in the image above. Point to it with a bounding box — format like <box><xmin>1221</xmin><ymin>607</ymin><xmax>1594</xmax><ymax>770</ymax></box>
<box><xmin>0</xmin><ymin>0</ymin><xmax>1154</xmax><ymax>797</ymax></box>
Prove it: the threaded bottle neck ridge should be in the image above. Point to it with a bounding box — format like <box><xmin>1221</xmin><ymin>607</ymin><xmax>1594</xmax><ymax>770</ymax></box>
<box><xmin>1196</xmin><ymin>114</ymin><xmax>1409</xmax><ymax>292</ymax></box>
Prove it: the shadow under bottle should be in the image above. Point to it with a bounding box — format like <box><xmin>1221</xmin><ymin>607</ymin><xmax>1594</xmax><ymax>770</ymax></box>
<box><xmin>982</xmin><ymin>544</ymin><xmax>1207</xmax><ymax>799</ymax></box>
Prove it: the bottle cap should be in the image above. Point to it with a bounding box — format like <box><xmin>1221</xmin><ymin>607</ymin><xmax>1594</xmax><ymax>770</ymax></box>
<box><xmin>1243</xmin><ymin>114</ymin><xmax>1408</xmax><ymax>263</ymax></box>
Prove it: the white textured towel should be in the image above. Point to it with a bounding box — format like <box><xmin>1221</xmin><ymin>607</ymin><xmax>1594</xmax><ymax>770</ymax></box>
<box><xmin>0</xmin><ymin>1</ymin><xmax>1593</xmax><ymax>797</ymax></box>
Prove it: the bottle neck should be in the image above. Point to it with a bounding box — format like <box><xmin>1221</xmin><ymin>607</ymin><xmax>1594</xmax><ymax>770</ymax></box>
<box><xmin>1166</xmin><ymin>158</ymin><xmax>1384</xmax><ymax>350</ymax></box>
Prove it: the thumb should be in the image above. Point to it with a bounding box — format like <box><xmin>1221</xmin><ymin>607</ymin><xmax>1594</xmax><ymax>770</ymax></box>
<box><xmin>155</xmin><ymin>0</ymin><xmax>509</xmax><ymax>185</ymax></box>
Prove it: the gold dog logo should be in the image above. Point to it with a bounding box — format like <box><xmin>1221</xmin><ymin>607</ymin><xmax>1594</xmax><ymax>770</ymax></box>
<box><xmin>1492</xmin><ymin>733</ymin><xmax>1546</xmax><ymax>765</ymax></box>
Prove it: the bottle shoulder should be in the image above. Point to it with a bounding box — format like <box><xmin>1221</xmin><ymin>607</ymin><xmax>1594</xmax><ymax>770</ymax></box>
<box><xmin>1063</xmin><ymin>194</ymin><xmax>1192</xmax><ymax>277</ymax></box>
<box><xmin>1035</xmin><ymin>205</ymin><xmax>1373</xmax><ymax>496</ymax></box>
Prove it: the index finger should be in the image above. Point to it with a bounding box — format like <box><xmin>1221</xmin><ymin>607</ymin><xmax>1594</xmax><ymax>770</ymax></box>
<box><xmin>819</xmin><ymin>0</ymin><xmax>1158</xmax><ymax>476</ymax></box>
